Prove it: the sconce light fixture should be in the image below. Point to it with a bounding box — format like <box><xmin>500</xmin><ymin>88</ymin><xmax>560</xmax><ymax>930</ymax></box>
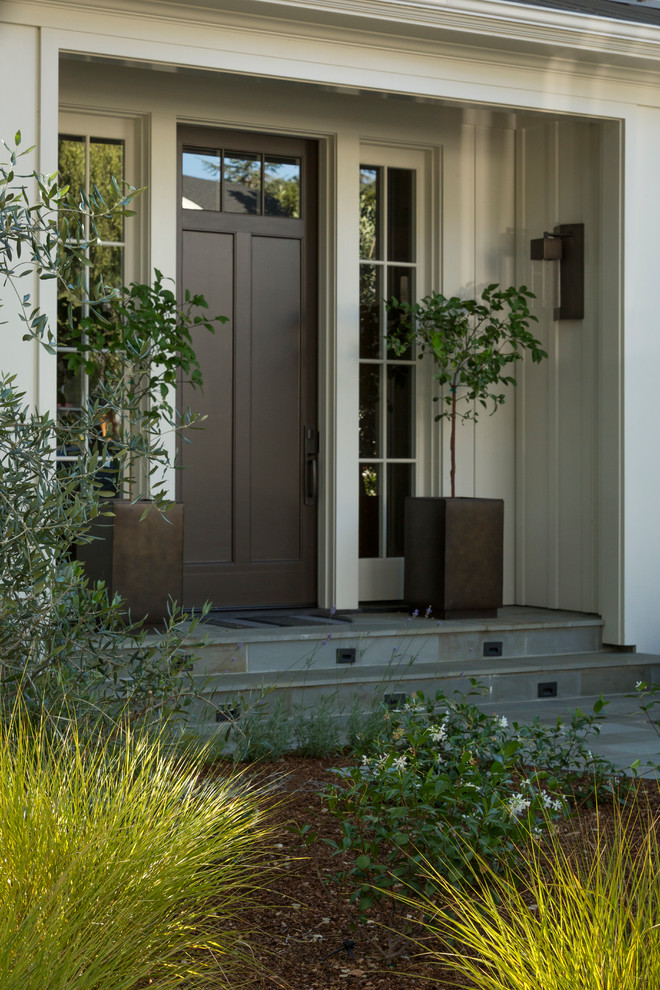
<box><xmin>530</xmin><ymin>232</ymin><xmax>563</xmax><ymax>261</ymax></box>
<box><xmin>530</xmin><ymin>222</ymin><xmax>584</xmax><ymax>321</ymax></box>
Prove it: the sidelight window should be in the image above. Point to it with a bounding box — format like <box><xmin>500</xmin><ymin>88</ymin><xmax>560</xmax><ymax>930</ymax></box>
<box><xmin>359</xmin><ymin>165</ymin><xmax>417</xmax><ymax>560</ymax></box>
<box><xmin>56</xmin><ymin>134</ymin><xmax>126</xmax><ymax>481</ymax></box>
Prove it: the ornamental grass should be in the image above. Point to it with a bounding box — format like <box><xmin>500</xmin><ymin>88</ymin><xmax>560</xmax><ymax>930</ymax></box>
<box><xmin>0</xmin><ymin>711</ymin><xmax>273</xmax><ymax>989</ymax></box>
<box><xmin>399</xmin><ymin>798</ymin><xmax>660</xmax><ymax>990</ymax></box>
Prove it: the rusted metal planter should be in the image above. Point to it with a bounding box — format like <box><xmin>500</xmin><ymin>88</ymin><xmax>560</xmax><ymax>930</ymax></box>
<box><xmin>76</xmin><ymin>500</ymin><xmax>184</xmax><ymax>625</ymax></box>
<box><xmin>403</xmin><ymin>496</ymin><xmax>504</xmax><ymax>620</ymax></box>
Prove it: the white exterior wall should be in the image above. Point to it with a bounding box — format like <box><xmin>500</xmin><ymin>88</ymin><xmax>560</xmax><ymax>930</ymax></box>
<box><xmin>624</xmin><ymin>107</ymin><xmax>660</xmax><ymax>651</ymax></box>
<box><xmin>516</xmin><ymin>117</ymin><xmax>602</xmax><ymax>620</ymax></box>
<box><xmin>2</xmin><ymin>0</ymin><xmax>660</xmax><ymax>648</ymax></box>
<box><xmin>0</xmin><ymin>23</ymin><xmax>44</xmax><ymax>408</ymax></box>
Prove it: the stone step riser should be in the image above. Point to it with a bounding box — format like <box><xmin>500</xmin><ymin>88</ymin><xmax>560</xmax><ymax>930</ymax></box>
<box><xmin>187</xmin><ymin>653</ymin><xmax>660</xmax><ymax>731</ymax></box>
<box><xmin>191</xmin><ymin>622</ymin><xmax>605</xmax><ymax>678</ymax></box>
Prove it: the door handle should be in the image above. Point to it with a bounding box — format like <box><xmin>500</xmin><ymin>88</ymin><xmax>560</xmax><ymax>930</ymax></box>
<box><xmin>304</xmin><ymin>426</ymin><xmax>319</xmax><ymax>505</ymax></box>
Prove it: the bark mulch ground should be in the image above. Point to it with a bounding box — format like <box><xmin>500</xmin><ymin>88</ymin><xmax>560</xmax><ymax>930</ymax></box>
<box><xmin>215</xmin><ymin>755</ymin><xmax>660</xmax><ymax>990</ymax></box>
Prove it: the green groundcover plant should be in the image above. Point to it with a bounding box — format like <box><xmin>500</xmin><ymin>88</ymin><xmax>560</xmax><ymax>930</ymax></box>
<box><xmin>0</xmin><ymin>709</ymin><xmax>273</xmax><ymax>989</ymax></box>
<box><xmin>398</xmin><ymin>799</ymin><xmax>660</xmax><ymax>990</ymax></box>
<box><xmin>306</xmin><ymin>681</ymin><xmax>622</xmax><ymax>954</ymax></box>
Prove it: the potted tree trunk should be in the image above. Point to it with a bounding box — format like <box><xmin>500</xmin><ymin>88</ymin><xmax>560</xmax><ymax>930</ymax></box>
<box><xmin>388</xmin><ymin>284</ymin><xmax>547</xmax><ymax>619</ymax></box>
<box><xmin>67</xmin><ymin>270</ymin><xmax>225</xmax><ymax>623</ymax></box>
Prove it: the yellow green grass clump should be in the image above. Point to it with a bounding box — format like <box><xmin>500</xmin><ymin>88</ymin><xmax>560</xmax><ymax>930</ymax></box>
<box><xmin>404</xmin><ymin>801</ymin><xmax>660</xmax><ymax>990</ymax></box>
<box><xmin>0</xmin><ymin>713</ymin><xmax>272</xmax><ymax>989</ymax></box>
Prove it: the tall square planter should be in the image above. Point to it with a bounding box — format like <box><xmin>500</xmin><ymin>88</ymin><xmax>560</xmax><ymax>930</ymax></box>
<box><xmin>404</xmin><ymin>496</ymin><xmax>504</xmax><ymax>620</ymax></box>
<box><xmin>76</xmin><ymin>501</ymin><xmax>184</xmax><ymax>625</ymax></box>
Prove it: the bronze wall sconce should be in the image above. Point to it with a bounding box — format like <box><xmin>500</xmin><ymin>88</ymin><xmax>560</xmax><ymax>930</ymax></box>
<box><xmin>530</xmin><ymin>223</ymin><xmax>584</xmax><ymax>320</ymax></box>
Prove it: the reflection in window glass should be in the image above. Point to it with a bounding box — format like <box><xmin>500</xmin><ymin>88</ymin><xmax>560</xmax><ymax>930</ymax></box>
<box><xmin>359</xmin><ymin>465</ymin><xmax>380</xmax><ymax>558</ymax></box>
<box><xmin>388</xmin><ymin>265</ymin><xmax>414</xmax><ymax>308</ymax></box>
<box><xmin>360</xmin><ymin>167</ymin><xmax>380</xmax><ymax>260</ymax></box>
<box><xmin>57</xmin><ymin>357</ymin><xmax>84</xmax><ymax>410</ymax></box>
<box><xmin>264</xmin><ymin>156</ymin><xmax>300</xmax><ymax>217</ymax></box>
<box><xmin>58</xmin><ymin>136</ymin><xmax>85</xmax><ymax>202</ymax></box>
<box><xmin>223</xmin><ymin>153</ymin><xmax>260</xmax><ymax>214</ymax></box>
<box><xmin>387</xmin><ymin>266</ymin><xmax>415</xmax><ymax>359</ymax></box>
<box><xmin>359</xmin><ymin>265</ymin><xmax>381</xmax><ymax>359</ymax></box>
<box><xmin>90</xmin><ymin>245</ymin><xmax>124</xmax><ymax>323</ymax></box>
<box><xmin>58</xmin><ymin>137</ymin><xmax>86</xmax><ymax>247</ymax></box>
<box><xmin>57</xmin><ymin>254</ymin><xmax>84</xmax><ymax>347</ymax></box>
<box><xmin>182</xmin><ymin>150</ymin><xmax>221</xmax><ymax>211</ymax></box>
<box><xmin>57</xmin><ymin>129</ymin><xmax>128</xmax><ymax>472</ymax></box>
<box><xmin>56</xmin><ymin>413</ymin><xmax>84</xmax><ymax>459</ymax></box>
<box><xmin>88</xmin><ymin>353</ymin><xmax>124</xmax><ymax>447</ymax></box>
<box><xmin>387</xmin><ymin>463</ymin><xmax>413</xmax><ymax>558</ymax></box>
<box><xmin>90</xmin><ymin>244</ymin><xmax>123</xmax><ymax>292</ymax></box>
<box><xmin>90</xmin><ymin>139</ymin><xmax>125</xmax><ymax>241</ymax></box>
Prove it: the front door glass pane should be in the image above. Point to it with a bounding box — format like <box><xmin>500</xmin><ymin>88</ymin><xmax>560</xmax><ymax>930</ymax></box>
<box><xmin>182</xmin><ymin>149</ymin><xmax>221</xmax><ymax>211</ymax></box>
<box><xmin>264</xmin><ymin>156</ymin><xmax>300</xmax><ymax>217</ymax></box>
<box><xmin>223</xmin><ymin>153</ymin><xmax>260</xmax><ymax>214</ymax></box>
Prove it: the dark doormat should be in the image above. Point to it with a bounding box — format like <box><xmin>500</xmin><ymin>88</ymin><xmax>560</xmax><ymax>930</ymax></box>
<box><xmin>202</xmin><ymin>608</ymin><xmax>355</xmax><ymax>630</ymax></box>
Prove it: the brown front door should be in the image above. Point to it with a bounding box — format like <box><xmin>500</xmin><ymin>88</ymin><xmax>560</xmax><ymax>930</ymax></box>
<box><xmin>177</xmin><ymin>127</ymin><xmax>318</xmax><ymax>608</ymax></box>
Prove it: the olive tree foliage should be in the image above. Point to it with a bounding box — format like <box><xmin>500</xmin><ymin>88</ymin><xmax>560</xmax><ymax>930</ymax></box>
<box><xmin>388</xmin><ymin>285</ymin><xmax>547</xmax><ymax>498</ymax></box>
<box><xmin>0</xmin><ymin>133</ymin><xmax>214</xmax><ymax>725</ymax></box>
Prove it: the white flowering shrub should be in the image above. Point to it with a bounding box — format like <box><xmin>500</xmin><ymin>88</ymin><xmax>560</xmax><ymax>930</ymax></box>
<box><xmin>314</xmin><ymin>681</ymin><xmax>622</xmax><ymax>925</ymax></box>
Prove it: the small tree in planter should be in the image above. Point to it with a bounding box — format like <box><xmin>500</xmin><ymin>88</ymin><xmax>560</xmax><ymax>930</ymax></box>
<box><xmin>60</xmin><ymin>272</ymin><xmax>227</xmax><ymax>623</ymax></box>
<box><xmin>388</xmin><ymin>283</ymin><xmax>546</xmax><ymax>498</ymax></box>
<box><xmin>65</xmin><ymin>269</ymin><xmax>225</xmax><ymax>503</ymax></box>
<box><xmin>387</xmin><ymin>284</ymin><xmax>547</xmax><ymax>619</ymax></box>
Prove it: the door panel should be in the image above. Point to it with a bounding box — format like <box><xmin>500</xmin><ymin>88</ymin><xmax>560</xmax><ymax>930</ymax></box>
<box><xmin>178</xmin><ymin>128</ymin><xmax>318</xmax><ymax>608</ymax></box>
<box><xmin>250</xmin><ymin>236</ymin><xmax>302</xmax><ymax>562</ymax></box>
<box><xmin>180</xmin><ymin>229</ymin><xmax>234</xmax><ymax>565</ymax></box>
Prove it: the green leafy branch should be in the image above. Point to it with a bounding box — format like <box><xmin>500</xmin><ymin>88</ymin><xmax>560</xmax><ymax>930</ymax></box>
<box><xmin>387</xmin><ymin>284</ymin><xmax>547</xmax><ymax>496</ymax></box>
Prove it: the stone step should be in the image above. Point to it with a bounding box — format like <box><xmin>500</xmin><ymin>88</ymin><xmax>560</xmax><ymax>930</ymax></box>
<box><xmin>187</xmin><ymin>650</ymin><xmax>660</xmax><ymax>730</ymax></box>
<box><xmin>187</xmin><ymin>607</ymin><xmax>606</xmax><ymax>680</ymax></box>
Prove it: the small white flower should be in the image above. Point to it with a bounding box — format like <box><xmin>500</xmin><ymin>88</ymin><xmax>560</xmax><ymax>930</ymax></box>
<box><xmin>541</xmin><ymin>792</ymin><xmax>563</xmax><ymax>812</ymax></box>
<box><xmin>508</xmin><ymin>792</ymin><xmax>531</xmax><ymax>817</ymax></box>
<box><xmin>361</xmin><ymin>755</ymin><xmax>370</xmax><ymax>767</ymax></box>
<box><xmin>429</xmin><ymin>722</ymin><xmax>447</xmax><ymax>742</ymax></box>
<box><xmin>497</xmin><ymin>716</ymin><xmax>508</xmax><ymax>729</ymax></box>
<box><xmin>392</xmin><ymin>755</ymin><xmax>408</xmax><ymax>770</ymax></box>
<box><xmin>636</xmin><ymin>681</ymin><xmax>644</xmax><ymax>690</ymax></box>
